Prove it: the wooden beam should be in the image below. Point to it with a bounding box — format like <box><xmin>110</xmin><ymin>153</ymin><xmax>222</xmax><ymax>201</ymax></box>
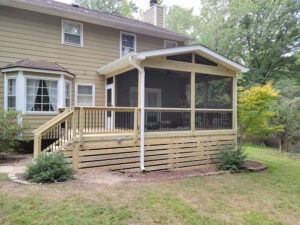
<box><xmin>191</xmin><ymin>71</ymin><xmax>195</xmax><ymax>132</ymax></box>
<box><xmin>79</xmin><ymin>107</ymin><xmax>84</xmax><ymax>143</ymax></box>
<box><xmin>33</xmin><ymin>134</ymin><xmax>41</xmax><ymax>158</ymax></box>
<box><xmin>134</xmin><ymin>107</ymin><xmax>138</xmax><ymax>142</ymax></box>
<box><xmin>142</xmin><ymin>58</ymin><xmax>235</xmax><ymax>77</ymax></box>
<box><xmin>232</xmin><ymin>74</ymin><xmax>238</xmax><ymax>140</ymax></box>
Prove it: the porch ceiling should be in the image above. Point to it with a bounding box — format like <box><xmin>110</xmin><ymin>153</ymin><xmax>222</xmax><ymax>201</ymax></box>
<box><xmin>97</xmin><ymin>45</ymin><xmax>249</xmax><ymax>75</ymax></box>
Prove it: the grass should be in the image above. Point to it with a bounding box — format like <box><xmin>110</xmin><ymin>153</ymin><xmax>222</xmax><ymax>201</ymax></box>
<box><xmin>0</xmin><ymin>145</ymin><xmax>299</xmax><ymax>225</ymax></box>
<box><xmin>0</xmin><ymin>173</ymin><xmax>9</xmax><ymax>181</ymax></box>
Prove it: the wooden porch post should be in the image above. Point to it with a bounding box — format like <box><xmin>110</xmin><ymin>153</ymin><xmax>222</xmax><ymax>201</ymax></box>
<box><xmin>79</xmin><ymin>107</ymin><xmax>84</xmax><ymax>143</ymax></box>
<box><xmin>33</xmin><ymin>134</ymin><xmax>41</xmax><ymax>158</ymax></box>
<box><xmin>134</xmin><ymin>107</ymin><xmax>138</xmax><ymax>142</ymax></box>
<box><xmin>191</xmin><ymin>71</ymin><xmax>195</xmax><ymax>132</ymax></box>
<box><xmin>232</xmin><ymin>74</ymin><xmax>238</xmax><ymax>141</ymax></box>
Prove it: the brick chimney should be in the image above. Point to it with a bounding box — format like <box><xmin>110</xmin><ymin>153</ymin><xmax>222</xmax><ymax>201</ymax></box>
<box><xmin>143</xmin><ymin>0</ymin><xmax>165</xmax><ymax>28</ymax></box>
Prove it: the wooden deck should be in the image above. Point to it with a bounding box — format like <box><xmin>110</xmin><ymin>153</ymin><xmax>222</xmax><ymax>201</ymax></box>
<box><xmin>33</xmin><ymin>107</ymin><xmax>236</xmax><ymax>172</ymax></box>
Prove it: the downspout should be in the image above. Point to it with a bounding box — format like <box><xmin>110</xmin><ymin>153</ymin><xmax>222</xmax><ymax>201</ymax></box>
<box><xmin>129</xmin><ymin>55</ymin><xmax>145</xmax><ymax>171</ymax></box>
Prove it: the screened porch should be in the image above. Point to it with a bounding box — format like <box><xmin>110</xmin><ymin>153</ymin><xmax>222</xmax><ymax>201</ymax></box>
<box><xmin>110</xmin><ymin>67</ymin><xmax>234</xmax><ymax>132</ymax></box>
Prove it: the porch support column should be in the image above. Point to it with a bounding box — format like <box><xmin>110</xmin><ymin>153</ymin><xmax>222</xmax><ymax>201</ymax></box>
<box><xmin>57</xmin><ymin>74</ymin><xmax>65</xmax><ymax>109</ymax></box>
<box><xmin>232</xmin><ymin>74</ymin><xmax>238</xmax><ymax>141</ymax></box>
<box><xmin>128</xmin><ymin>55</ymin><xmax>145</xmax><ymax>171</ymax></box>
<box><xmin>191</xmin><ymin>71</ymin><xmax>195</xmax><ymax>132</ymax></box>
<box><xmin>139</xmin><ymin>68</ymin><xmax>146</xmax><ymax>171</ymax></box>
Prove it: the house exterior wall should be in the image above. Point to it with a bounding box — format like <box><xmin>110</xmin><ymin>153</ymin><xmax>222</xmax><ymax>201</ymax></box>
<box><xmin>0</xmin><ymin>6</ymin><xmax>183</xmax><ymax>137</ymax></box>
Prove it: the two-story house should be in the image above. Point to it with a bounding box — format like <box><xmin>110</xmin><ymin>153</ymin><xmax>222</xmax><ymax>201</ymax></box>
<box><xmin>0</xmin><ymin>0</ymin><xmax>248</xmax><ymax>172</ymax></box>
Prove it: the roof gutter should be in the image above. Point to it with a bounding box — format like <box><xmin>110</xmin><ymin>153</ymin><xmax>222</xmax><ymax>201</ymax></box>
<box><xmin>128</xmin><ymin>55</ymin><xmax>145</xmax><ymax>172</ymax></box>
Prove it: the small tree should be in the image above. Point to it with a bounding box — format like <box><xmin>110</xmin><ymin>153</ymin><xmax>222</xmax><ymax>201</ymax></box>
<box><xmin>237</xmin><ymin>83</ymin><xmax>282</xmax><ymax>150</ymax></box>
<box><xmin>0</xmin><ymin>110</ymin><xmax>28</xmax><ymax>154</ymax></box>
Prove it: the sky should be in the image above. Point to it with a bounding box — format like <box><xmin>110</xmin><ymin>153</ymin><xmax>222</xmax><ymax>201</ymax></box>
<box><xmin>57</xmin><ymin>0</ymin><xmax>201</xmax><ymax>12</ymax></box>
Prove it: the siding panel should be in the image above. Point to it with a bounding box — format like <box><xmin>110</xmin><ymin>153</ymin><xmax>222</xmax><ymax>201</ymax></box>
<box><xmin>0</xmin><ymin>6</ymin><xmax>180</xmax><ymax>139</ymax></box>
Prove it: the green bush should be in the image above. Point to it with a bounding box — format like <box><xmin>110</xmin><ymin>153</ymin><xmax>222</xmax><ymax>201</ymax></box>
<box><xmin>0</xmin><ymin>110</ymin><xmax>28</xmax><ymax>154</ymax></box>
<box><xmin>218</xmin><ymin>147</ymin><xmax>247</xmax><ymax>172</ymax></box>
<box><xmin>24</xmin><ymin>153</ymin><xmax>73</xmax><ymax>183</ymax></box>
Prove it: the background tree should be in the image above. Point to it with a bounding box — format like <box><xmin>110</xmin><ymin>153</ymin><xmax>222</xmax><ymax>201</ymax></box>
<box><xmin>237</xmin><ymin>84</ymin><xmax>282</xmax><ymax>150</ymax></box>
<box><xmin>75</xmin><ymin>0</ymin><xmax>138</xmax><ymax>18</ymax></box>
<box><xmin>166</xmin><ymin>0</ymin><xmax>299</xmax><ymax>86</ymax></box>
<box><xmin>271</xmin><ymin>79</ymin><xmax>300</xmax><ymax>151</ymax></box>
<box><xmin>166</xmin><ymin>6</ymin><xmax>195</xmax><ymax>37</ymax></box>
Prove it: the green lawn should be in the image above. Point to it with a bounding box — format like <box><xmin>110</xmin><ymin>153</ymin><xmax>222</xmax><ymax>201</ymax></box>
<box><xmin>0</xmin><ymin>146</ymin><xmax>299</xmax><ymax>225</ymax></box>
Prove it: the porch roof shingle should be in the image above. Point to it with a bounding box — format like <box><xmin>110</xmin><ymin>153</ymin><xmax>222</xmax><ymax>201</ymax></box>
<box><xmin>1</xmin><ymin>59</ymin><xmax>74</xmax><ymax>76</ymax></box>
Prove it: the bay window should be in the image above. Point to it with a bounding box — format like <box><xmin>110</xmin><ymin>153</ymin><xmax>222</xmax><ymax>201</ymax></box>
<box><xmin>7</xmin><ymin>78</ymin><xmax>16</xmax><ymax>110</ymax></box>
<box><xmin>65</xmin><ymin>81</ymin><xmax>71</xmax><ymax>107</ymax></box>
<box><xmin>26</xmin><ymin>79</ymin><xmax>58</xmax><ymax>112</ymax></box>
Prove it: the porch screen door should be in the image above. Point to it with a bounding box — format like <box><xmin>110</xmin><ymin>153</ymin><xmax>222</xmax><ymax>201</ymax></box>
<box><xmin>106</xmin><ymin>84</ymin><xmax>114</xmax><ymax>130</ymax></box>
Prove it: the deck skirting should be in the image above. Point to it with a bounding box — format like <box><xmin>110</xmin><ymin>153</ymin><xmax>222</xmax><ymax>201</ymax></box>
<box><xmin>64</xmin><ymin>132</ymin><xmax>236</xmax><ymax>172</ymax></box>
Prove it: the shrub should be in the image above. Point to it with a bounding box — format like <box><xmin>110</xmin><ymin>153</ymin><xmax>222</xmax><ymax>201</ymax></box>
<box><xmin>218</xmin><ymin>147</ymin><xmax>247</xmax><ymax>172</ymax></box>
<box><xmin>24</xmin><ymin>153</ymin><xmax>73</xmax><ymax>183</ymax></box>
<box><xmin>0</xmin><ymin>110</ymin><xmax>28</xmax><ymax>154</ymax></box>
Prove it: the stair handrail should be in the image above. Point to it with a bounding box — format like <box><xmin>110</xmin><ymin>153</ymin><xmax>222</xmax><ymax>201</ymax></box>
<box><xmin>33</xmin><ymin>109</ymin><xmax>74</xmax><ymax>158</ymax></box>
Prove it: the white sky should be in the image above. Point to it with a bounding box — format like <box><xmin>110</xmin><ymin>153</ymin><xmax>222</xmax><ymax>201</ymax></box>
<box><xmin>57</xmin><ymin>0</ymin><xmax>201</xmax><ymax>12</ymax></box>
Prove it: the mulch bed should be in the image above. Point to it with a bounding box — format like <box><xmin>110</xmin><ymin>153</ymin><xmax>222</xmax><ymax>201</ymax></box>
<box><xmin>243</xmin><ymin>160</ymin><xmax>267</xmax><ymax>172</ymax></box>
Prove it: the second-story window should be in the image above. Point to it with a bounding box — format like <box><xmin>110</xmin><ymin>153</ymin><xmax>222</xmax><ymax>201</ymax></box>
<box><xmin>121</xmin><ymin>32</ymin><xmax>136</xmax><ymax>57</ymax></box>
<box><xmin>62</xmin><ymin>20</ymin><xmax>83</xmax><ymax>47</ymax></box>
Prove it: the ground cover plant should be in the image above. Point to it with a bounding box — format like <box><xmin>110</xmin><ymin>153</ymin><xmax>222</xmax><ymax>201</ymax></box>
<box><xmin>0</xmin><ymin>145</ymin><xmax>299</xmax><ymax>225</ymax></box>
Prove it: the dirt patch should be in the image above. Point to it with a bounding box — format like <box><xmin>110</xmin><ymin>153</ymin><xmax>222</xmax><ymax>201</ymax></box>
<box><xmin>0</xmin><ymin>154</ymin><xmax>32</xmax><ymax>166</ymax></box>
<box><xmin>72</xmin><ymin>165</ymin><xmax>228</xmax><ymax>186</ymax></box>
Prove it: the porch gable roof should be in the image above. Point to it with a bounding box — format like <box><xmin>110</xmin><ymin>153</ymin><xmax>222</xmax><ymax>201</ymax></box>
<box><xmin>98</xmin><ymin>45</ymin><xmax>249</xmax><ymax>75</ymax></box>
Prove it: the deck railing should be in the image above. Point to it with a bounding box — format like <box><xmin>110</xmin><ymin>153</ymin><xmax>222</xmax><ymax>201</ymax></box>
<box><xmin>33</xmin><ymin>106</ymin><xmax>234</xmax><ymax>158</ymax></box>
<box><xmin>74</xmin><ymin>106</ymin><xmax>137</xmax><ymax>135</ymax></box>
<box><xmin>33</xmin><ymin>109</ymin><xmax>74</xmax><ymax>157</ymax></box>
<box><xmin>195</xmin><ymin>109</ymin><xmax>233</xmax><ymax>130</ymax></box>
<box><xmin>144</xmin><ymin>108</ymin><xmax>191</xmax><ymax>131</ymax></box>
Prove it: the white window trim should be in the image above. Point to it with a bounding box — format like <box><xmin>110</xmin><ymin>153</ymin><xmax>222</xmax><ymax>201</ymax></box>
<box><xmin>24</xmin><ymin>76</ymin><xmax>60</xmax><ymax>115</ymax></box>
<box><xmin>164</xmin><ymin>40</ymin><xmax>178</xmax><ymax>48</ymax></box>
<box><xmin>62</xmin><ymin>19</ymin><xmax>83</xmax><ymax>47</ymax></box>
<box><xmin>75</xmin><ymin>83</ymin><xmax>95</xmax><ymax>106</ymax></box>
<box><xmin>4</xmin><ymin>74</ymin><xmax>17</xmax><ymax>111</ymax></box>
<box><xmin>120</xmin><ymin>31</ymin><xmax>137</xmax><ymax>57</ymax></box>
<box><xmin>65</xmin><ymin>80</ymin><xmax>72</xmax><ymax>108</ymax></box>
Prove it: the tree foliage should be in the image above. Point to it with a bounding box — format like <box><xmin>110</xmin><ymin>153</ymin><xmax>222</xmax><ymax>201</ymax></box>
<box><xmin>271</xmin><ymin>79</ymin><xmax>300</xmax><ymax>151</ymax></box>
<box><xmin>75</xmin><ymin>0</ymin><xmax>138</xmax><ymax>18</ymax></box>
<box><xmin>237</xmin><ymin>84</ymin><xmax>282</xmax><ymax>150</ymax></box>
<box><xmin>166</xmin><ymin>6</ymin><xmax>195</xmax><ymax>37</ymax></box>
<box><xmin>166</xmin><ymin>0</ymin><xmax>300</xmax><ymax>86</ymax></box>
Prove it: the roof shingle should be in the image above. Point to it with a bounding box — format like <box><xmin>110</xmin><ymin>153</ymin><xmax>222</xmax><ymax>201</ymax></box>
<box><xmin>5</xmin><ymin>0</ymin><xmax>190</xmax><ymax>42</ymax></box>
<box><xmin>1</xmin><ymin>59</ymin><xmax>73</xmax><ymax>75</ymax></box>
